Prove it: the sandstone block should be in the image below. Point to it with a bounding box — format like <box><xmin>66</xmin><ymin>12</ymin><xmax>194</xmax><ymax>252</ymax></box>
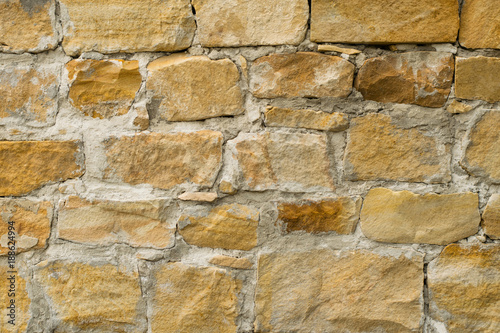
<box><xmin>460</xmin><ymin>0</ymin><xmax>500</xmax><ymax>49</ymax></box>
<box><xmin>147</xmin><ymin>55</ymin><xmax>243</xmax><ymax>121</ymax></box>
<box><xmin>317</xmin><ymin>45</ymin><xmax>362</xmax><ymax>54</ymax></box>
<box><xmin>178</xmin><ymin>192</ymin><xmax>218</xmax><ymax>202</ymax></box>
<box><xmin>455</xmin><ymin>57</ymin><xmax>500</xmax><ymax>103</ymax></box>
<box><xmin>209</xmin><ymin>255</ymin><xmax>252</xmax><ymax>270</ymax></box>
<box><xmin>264</xmin><ymin>107</ymin><xmax>349</xmax><ymax>131</ymax></box>
<box><xmin>1</xmin><ymin>259</ymin><xmax>30</xmax><ymax>333</ymax></box>
<box><xmin>483</xmin><ymin>194</ymin><xmax>500</xmax><ymax>239</ymax></box>
<box><xmin>250</xmin><ymin>52</ymin><xmax>354</xmax><ymax>98</ymax></box>
<box><xmin>447</xmin><ymin>100</ymin><xmax>473</xmax><ymax>114</ymax></box>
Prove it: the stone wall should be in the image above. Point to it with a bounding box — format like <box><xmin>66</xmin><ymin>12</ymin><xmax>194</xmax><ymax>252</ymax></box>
<box><xmin>0</xmin><ymin>0</ymin><xmax>499</xmax><ymax>332</ymax></box>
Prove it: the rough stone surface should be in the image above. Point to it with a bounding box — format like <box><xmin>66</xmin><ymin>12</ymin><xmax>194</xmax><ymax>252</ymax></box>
<box><xmin>58</xmin><ymin>196</ymin><xmax>175</xmax><ymax>249</ymax></box>
<box><xmin>317</xmin><ymin>45</ymin><xmax>361</xmax><ymax>54</ymax></box>
<box><xmin>250</xmin><ymin>52</ymin><xmax>354</xmax><ymax>99</ymax></box>
<box><xmin>344</xmin><ymin>114</ymin><xmax>451</xmax><ymax>183</ymax></box>
<box><xmin>178</xmin><ymin>204</ymin><xmax>259</xmax><ymax>251</ymax></box>
<box><xmin>104</xmin><ymin>131</ymin><xmax>223</xmax><ymax>190</ymax></box>
<box><xmin>461</xmin><ymin>111</ymin><xmax>500</xmax><ymax>183</ymax></box>
<box><xmin>447</xmin><ymin>100</ymin><xmax>473</xmax><ymax>114</ymax></box>
<box><xmin>178</xmin><ymin>192</ymin><xmax>218</xmax><ymax>202</ymax></box>
<box><xmin>0</xmin><ymin>141</ymin><xmax>85</xmax><ymax>196</ymax></box>
<box><xmin>360</xmin><ymin>188</ymin><xmax>480</xmax><ymax>245</ymax></box>
<box><xmin>428</xmin><ymin>244</ymin><xmax>500</xmax><ymax>332</ymax></box>
<box><xmin>311</xmin><ymin>0</ymin><xmax>459</xmax><ymax>44</ymax></box>
<box><xmin>455</xmin><ymin>57</ymin><xmax>500</xmax><ymax>103</ymax></box>
<box><xmin>1</xmin><ymin>259</ymin><xmax>30</xmax><ymax>333</ymax></box>
<box><xmin>151</xmin><ymin>262</ymin><xmax>241</xmax><ymax>333</ymax></box>
<box><xmin>255</xmin><ymin>249</ymin><xmax>424</xmax><ymax>332</ymax></box>
<box><xmin>277</xmin><ymin>197</ymin><xmax>361</xmax><ymax>234</ymax></box>
<box><xmin>67</xmin><ymin>59</ymin><xmax>142</xmax><ymax>119</ymax></box>
<box><xmin>460</xmin><ymin>0</ymin><xmax>500</xmax><ymax>49</ymax></box>
<box><xmin>355</xmin><ymin>52</ymin><xmax>454</xmax><ymax>107</ymax></box>
<box><xmin>60</xmin><ymin>0</ymin><xmax>196</xmax><ymax>56</ymax></box>
<box><xmin>264</xmin><ymin>107</ymin><xmax>349</xmax><ymax>131</ymax></box>
<box><xmin>132</xmin><ymin>105</ymin><xmax>149</xmax><ymax>130</ymax></box>
<box><xmin>483</xmin><ymin>194</ymin><xmax>500</xmax><ymax>239</ymax></box>
<box><xmin>209</xmin><ymin>255</ymin><xmax>253</xmax><ymax>270</ymax></box>
<box><xmin>147</xmin><ymin>54</ymin><xmax>243</xmax><ymax>121</ymax></box>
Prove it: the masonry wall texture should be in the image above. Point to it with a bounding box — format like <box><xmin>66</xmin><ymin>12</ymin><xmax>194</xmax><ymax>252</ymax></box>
<box><xmin>0</xmin><ymin>1</ymin><xmax>499</xmax><ymax>332</ymax></box>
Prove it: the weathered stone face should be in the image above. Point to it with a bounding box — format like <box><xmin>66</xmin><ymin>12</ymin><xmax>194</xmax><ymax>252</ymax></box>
<box><xmin>1</xmin><ymin>259</ymin><xmax>30</xmax><ymax>333</ymax></box>
<box><xmin>103</xmin><ymin>131</ymin><xmax>223</xmax><ymax>190</ymax></box>
<box><xmin>178</xmin><ymin>192</ymin><xmax>218</xmax><ymax>202</ymax></box>
<box><xmin>67</xmin><ymin>59</ymin><xmax>142</xmax><ymax>119</ymax></box>
<box><xmin>360</xmin><ymin>188</ymin><xmax>480</xmax><ymax>245</ymax></box>
<box><xmin>428</xmin><ymin>244</ymin><xmax>500</xmax><ymax>332</ymax></box>
<box><xmin>151</xmin><ymin>262</ymin><xmax>241</xmax><ymax>333</ymax></box>
<box><xmin>460</xmin><ymin>0</ymin><xmax>500</xmax><ymax>49</ymax></box>
<box><xmin>455</xmin><ymin>57</ymin><xmax>500</xmax><ymax>103</ymax></box>
<box><xmin>178</xmin><ymin>204</ymin><xmax>259</xmax><ymax>251</ymax></box>
<box><xmin>461</xmin><ymin>111</ymin><xmax>500</xmax><ymax>183</ymax></box>
<box><xmin>249</xmin><ymin>52</ymin><xmax>354</xmax><ymax>99</ymax></box>
<box><xmin>209</xmin><ymin>255</ymin><xmax>253</xmax><ymax>270</ymax></box>
<box><xmin>447</xmin><ymin>100</ymin><xmax>473</xmax><ymax>114</ymax></box>
<box><xmin>192</xmin><ymin>0</ymin><xmax>308</xmax><ymax>47</ymax></box>
<box><xmin>264</xmin><ymin>107</ymin><xmax>349</xmax><ymax>132</ymax></box>
<box><xmin>277</xmin><ymin>197</ymin><xmax>361</xmax><ymax>234</ymax></box>
<box><xmin>58</xmin><ymin>196</ymin><xmax>175</xmax><ymax>249</ymax></box>
<box><xmin>0</xmin><ymin>141</ymin><xmax>85</xmax><ymax>196</ymax></box>
<box><xmin>310</xmin><ymin>0</ymin><xmax>459</xmax><ymax>44</ymax></box>
<box><xmin>344</xmin><ymin>114</ymin><xmax>451</xmax><ymax>183</ymax></box>
<box><xmin>255</xmin><ymin>249</ymin><xmax>424</xmax><ymax>332</ymax></box>
<box><xmin>60</xmin><ymin>0</ymin><xmax>196</xmax><ymax>56</ymax></box>
<box><xmin>355</xmin><ymin>52</ymin><xmax>454</xmax><ymax>107</ymax></box>
<box><xmin>147</xmin><ymin>55</ymin><xmax>243</xmax><ymax>121</ymax></box>
<box><xmin>483</xmin><ymin>194</ymin><xmax>500</xmax><ymax>239</ymax></box>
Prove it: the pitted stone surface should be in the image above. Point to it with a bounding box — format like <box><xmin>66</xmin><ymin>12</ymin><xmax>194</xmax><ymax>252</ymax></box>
<box><xmin>460</xmin><ymin>0</ymin><xmax>500</xmax><ymax>49</ymax></box>
<box><xmin>455</xmin><ymin>57</ymin><xmax>500</xmax><ymax>103</ymax></box>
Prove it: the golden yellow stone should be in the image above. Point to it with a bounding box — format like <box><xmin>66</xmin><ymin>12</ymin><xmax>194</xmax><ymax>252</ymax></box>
<box><xmin>455</xmin><ymin>56</ymin><xmax>500</xmax><ymax>103</ymax></box>
<box><xmin>447</xmin><ymin>100</ymin><xmax>473</xmax><ymax>114</ymax></box>
<box><xmin>460</xmin><ymin>0</ymin><xmax>500</xmax><ymax>49</ymax></box>
<box><xmin>264</xmin><ymin>107</ymin><xmax>348</xmax><ymax>131</ymax></box>
<box><xmin>209</xmin><ymin>255</ymin><xmax>253</xmax><ymax>270</ymax></box>
<box><xmin>483</xmin><ymin>194</ymin><xmax>500</xmax><ymax>239</ymax></box>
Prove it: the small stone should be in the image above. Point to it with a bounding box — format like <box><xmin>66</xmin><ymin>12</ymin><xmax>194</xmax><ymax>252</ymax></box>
<box><xmin>0</xmin><ymin>259</ymin><xmax>30</xmax><ymax>332</ymax></box>
<box><xmin>264</xmin><ymin>107</ymin><xmax>349</xmax><ymax>131</ymax></box>
<box><xmin>455</xmin><ymin>56</ymin><xmax>500</xmax><ymax>103</ymax></box>
<box><xmin>209</xmin><ymin>255</ymin><xmax>253</xmax><ymax>270</ymax></box>
<box><xmin>447</xmin><ymin>100</ymin><xmax>473</xmax><ymax>114</ymax></box>
<box><xmin>178</xmin><ymin>204</ymin><xmax>259</xmax><ymax>251</ymax></box>
<box><xmin>219</xmin><ymin>181</ymin><xmax>237</xmax><ymax>195</ymax></box>
<box><xmin>459</xmin><ymin>0</ymin><xmax>500</xmax><ymax>49</ymax></box>
<box><xmin>360</xmin><ymin>188</ymin><xmax>480</xmax><ymax>245</ymax></box>
<box><xmin>355</xmin><ymin>52</ymin><xmax>454</xmax><ymax>107</ymax></box>
<box><xmin>151</xmin><ymin>262</ymin><xmax>241</xmax><ymax>333</ymax></box>
<box><xmin>483</xmin><ymin>194</ymin><xmax>500</xmax><ymax>239</ymax></box>
<box><xmin>239</xmin><ymin>55</ymin><xmax>248</xmax><ymax>80</ymax></box>
<box><xmin>132</xmin><ymin>104</ymin><xmax>150</xmax><ymax>130</ymax></box>
<box><xmin>317</xmin><ymin>45</ymin><xmax>362</xmax><ymax>55</ymax></box>
<box><xmin>250</xmin><ymin>52</ymin><xmax>355</xmax><ymax>99</ymax></box>
<box><xmin>147</xmin><ymin>54</ymin><xmax>243</xmax><ymax>121</ymax></box>
<box><xmin>178</xmin><ymin>192</ymin><xmax>218</xmax><ymax>202</ymax></box>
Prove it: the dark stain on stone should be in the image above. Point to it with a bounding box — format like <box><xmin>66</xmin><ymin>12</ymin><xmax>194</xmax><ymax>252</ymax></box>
<box><xmin>20</xmin><ymin>0</ymin><xmax>50</xmax><ymax>15</ymax></box>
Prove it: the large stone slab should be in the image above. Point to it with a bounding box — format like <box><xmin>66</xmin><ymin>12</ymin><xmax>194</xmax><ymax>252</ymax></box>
<box><xmin>310</xmin><ymin>0</ymin><xmax>459</xmax><ymax>44</ymax></box>
<box><xmin>455</xmin><ymin>57</ymin><xmax>500</xmax><ymax>103</ymax></box>
<box><xmin>1</xmin><ymin>259</ymin><xmax>30</xmax><ymax>333</ymax></box>
<box><xmin>483</xmin><ymin>194</ymin><xmax>500</xmax><ymax>239</ymax></box>
<box><xmin>255</xmin><ymin>249</ymin><xmax>424</xmax><ymax>332</ymax></box>
<box><xmin>264</xmin><ymin>107</ymin><xmax>348</xmax><ymax>131</ymax></box>
<box><xmin>460</xmin><ymin>0</ymin><xmax>500</xmax><ymax>49</ymax></box>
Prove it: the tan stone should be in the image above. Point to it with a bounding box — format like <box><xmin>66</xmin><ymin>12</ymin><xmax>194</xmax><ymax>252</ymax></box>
<box><xmin>178</xmin><ymin>192</ymin><xmax>218</xmax><ymax>202</ymax></box>
<box><xmin>60</xmin><ymin>0</ymin><xmax>195</xmax><ymax>56</ymax></box>
<box><xmin>455</xmin><ymin>57</ymin><xmax>500</xmax><ymax>103</ymax></box>
<box><xmin>355</xmin><ymin>52</ymin><xmax>454</xmax><ymax>107</ymax></box>
<box><xmin>178</xmin><ymin>204</ymin><xmax>259</xmax><ymax>251</ymax></box>
<box><xmin>104</xmin><ymin>131</ymin><xmax>223</xmax><ymax>190</ymax></box>
<box><xmin>428</xmin><ymin>244</ymin><xmax>500</xmax><ymax>332</ymax></box>
<box><xmin>0</xmin><ymin>0</ymin><xmax>57</xmax><ymax>53</ymax></box>
<box><xmin>147</xmin><ymin>55</ymin><xmax>243</xmax><ymax>121</ymax></box>
<box><xmin>311</xmin><ymin>0</ymin><xmax>459</xmax><ymax>44</ymax></box>
<box><xmin>360</xmin><ymin>188</ymin><xmax>480</xmax><ymax>245</ymax></box>
<box><xmin>132</xmin><ymin>105</ymin><xmax>149</xmax><ymax>131</ymax></box>
<box><xmin>255</xmin><ymin>249</ymin><xmax>424</xmax><ymax>332</ymax></box>
<box><xmin>36</xmin><ymin>261</ymin><xmax>145</xmax><ymax>332</ymax></box>
<box><xmin>67</xmin><ymin>59</ymin><xmax>142</xmax><ymax>119</ymax></box>
<box><xmin>151</xmin><ymin>262</ymin><xmax>241</xmax><ymax>333</ymax></box>
<box><xmin>192</xmin><ymin>0</ymin><xmax>308</xmax><ymax>47</ymax></box>
<box><xmin>0</xmin><ymin>141</ymin><xmax>85</xmax><ymax>196</ymax></box>
<box><xmin>1</xmin><ymin>259</ymin><xmax>30</xmax><ymax>333</ymax></box>
<box><xmin>264</xmin><ymin>107</ymin><xmax>349</xmax><ymax>131</ymax></box>
<box><xmin>209</xmin><ymin>255</ymin><xmax>253</xmax><ymax>270</ymax></box>
<box><xmin>219</xmin><ymin>181</ymin><xmax>237</xmax><ymax>195</ymax></box>
<box><xmin>317</xmin><ymin>45</ymin><xmax>362</xmax><ymax>54</ymax></box>
<box><xmin>483</xmin><ymin>194</ymin><xmax>500</xmax><ymax>239</ymax></box>
<box><xmin>58</xmin><ymin>196</ymin><xmax>175</xmax><ymax>249</ymax></box>
<box><xmin>250</xmin><ymin>52</ymin><xmax>354</xmax><ymax>98</ymax></box>
<box><xmin>277</xmin><ymin>197</ymin><xmax>361</xmax><ymax>234</ymax></box>
<box><xmin>460</xmin><ymin>0</ymin><xmax>500</xmax><ymax>49</ymax></box>
<box><xmin>447</xmin><ymin>100</ymin><xmax>473</xmax><ymax>114</ymax></box>
<box><xmin>461</xmin><ymin>111</ymin><xmax>500</xmax><ymax>183</ymax></box>
<box><xmin>344</xmin><ymin>114</ymin><xmax>451</xmax><ymax>183</ymax></box>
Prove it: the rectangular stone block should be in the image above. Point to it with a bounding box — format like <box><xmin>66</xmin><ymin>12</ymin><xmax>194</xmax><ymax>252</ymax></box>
<box><xmin>264</xmin><ymin>107</ymin><xmax>348</xmax><ymax>131</ymax></box>
<box><xmin>455</xmin><ymin>57</ymin><xmax>500</xmax><ymax>103</ymax></box>
<box><xmin>483</xmin><ymin>194</ymin><xmax>500</xmax><ymax>239</ymax></box>
<box><xmin>459</xmin><ymin>0</ymin><xmax>500</xmax><ymax>49</ymax></box>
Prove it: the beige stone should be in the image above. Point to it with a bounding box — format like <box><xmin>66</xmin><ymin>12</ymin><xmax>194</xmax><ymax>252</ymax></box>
<box><xmin>344</xmin><ymin>114</ymin><xmax>451</xmax><ymax>183</ymax></box>
<box><xmin>428</xmin><ymin>244</ymin><xmax>500</xmax><ymax>332</ymax></box>
<box><xmin>317</xmin><ymin>45</ymin><xmax>362</xmax><ymax>54</ymax></box>
<box><xmin>460</xmin><ymin>0</ymin><xmax>500</xmax><ymax>49</ymax></box>
<box><xmin>0</xmin><ymin>0</ymin><xmax>57</xmax><ymax>53</ymax></box>
<box><xmin>104</xmin><ymin>131</ymin><xmax>223</xmax><ymax>190</ymax></box>
<box><xmin>250</xmin><ymin>52</ymin><xmax>354</xmax><ymax>98</ymax></box>
<box><xmin>311</xmin><ymin>0</ymin><xmax>459</xmax><ymax>44</ymax></box>
<box><xmin>355</xmin><ymin>52</ymin><xmax>454</xmax><ymax>107</ymax></box>
<box><xmin>178</xmin><ymin>204</ymin><xmax>259</xmax><ymax>251</ymax></box>
<box><xmin>483</xmin><ymin>194</ymin><xmax>500</xmax><ymax>239</ymax></box>
<box><xmin>0</xmin><ymin>141</ymin><xmax>85</xmax><ymax>196</ymax></box>
<box><xmin>67</xmin><ymin>59</ymin><xmax>142</xmax><ymax>119</ymax></box>
<box><xmin>455</xmin><ymin>57</ymin><xmax>500</xmax><ymax>103</ymax></box>
<box><xmin>447</xmin><ymin>100</ymin><xmax>473</xmax><ymax>114</ymax></box>
<box><xmin>178</xmin><ymin>192</ymin><xmax>218</xmax><ymax>202</ymax></box>
<box><xmin>132</xmin><ymin>105</ymin><xmax>149</xmax><ymax>131</ymax></box>
<box><xmin>147</xmin><ymin>55</ymin><xmax>243</xmax><ymax>121</ymax></box>
<box><xmin>360</xmin><ymin>188</ymin><xmax>480</xmax><ymax>245</ymax></box>
<box><xmin>209</xmin><ymin>255</ymin><xmax>252</xmax><ymax>270</ymax></box>
<box><xmin>151</xmin><ymin>262</ymin><xmax>241</xmax><ymax>333</ymax></box>
<box><xmin>36</xmin><ymin>261</ymin><xmax>145</xmax><ymax>332</ymax></box>
<box><xmin>60</xmin><ymin>0</ymin><xmax>195</xmax><ymax>56</ymax></box>
<box><xmin>264</xmin><ymin>107</ymin><xmax>349</xmax><ymax>131</ymax></box>
<box><xmin>255</xmin><ymin>249</ymin><xmax>424</xmax><ymax>332</ymax></box>
<box><xmin>58</xmin><ymin>196</ymin><xmax>175</xmax><ymax>249</ymax></box>
<box><xmin>461</xmin><ymin>111</ymin><xmax>500</xmax><ymax>183</ymax></box>
<box><xmin>192</xmin><ymin>0</ymin><xmax>308</xmax><ymax>47</ymax></box>
<box><xmin>277</xmin><ymin>197</ymin><xmax>361</xmax><ymax>234</ymax></box>
<box><xmin>219</xmin><ymin>181</ymin><xmax>237</xmax><ymax>195</ymax></box>
<box><xmin>1</xmin><ymin>259</ymin><xmax>30</xmax><ymax>333</ymax></box>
